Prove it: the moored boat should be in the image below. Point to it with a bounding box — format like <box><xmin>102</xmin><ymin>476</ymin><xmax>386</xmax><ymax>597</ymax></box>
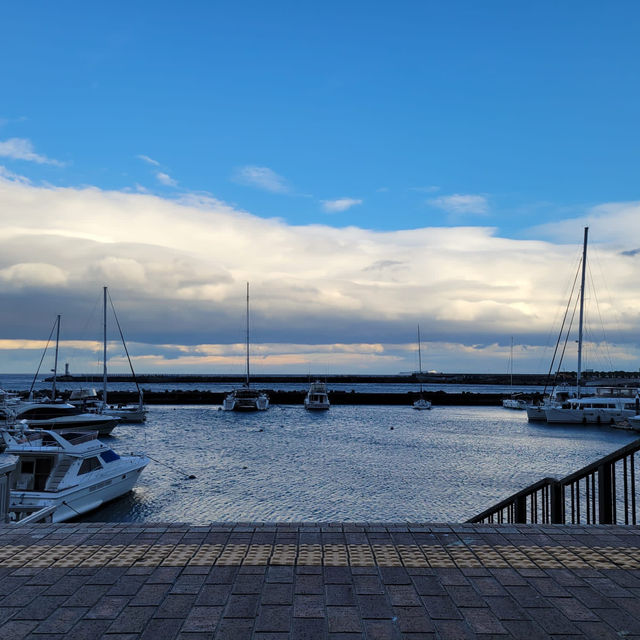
<box><xmin>1</xmin><ymin>426</ymin><xmax>148</xmax><ymax>523</ymax></box>
<box><xmin>304</xmin><ymin>381</ymin><xmax>330</xmax><ymax>410</ymax></box>
<box><xmin>223</xmin><ymin>283</ymin><xmax>269</xmax><ymax>412</ymax></box>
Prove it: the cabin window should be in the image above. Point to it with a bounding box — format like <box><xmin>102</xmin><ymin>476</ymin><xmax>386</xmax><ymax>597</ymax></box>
<box><xmin>20</xmin><ymin>461</ymin><xmax>34</xmax><ymax>474</ymax></box>
<box><xmin>78</xmin><ymin>457</ymin><xmax>102</xmax><ymax>475</ymax></box>
<box><xmin>100</xmin><ymin>450</ymin><xmax>120</xmax><ymax>463</ymax></box>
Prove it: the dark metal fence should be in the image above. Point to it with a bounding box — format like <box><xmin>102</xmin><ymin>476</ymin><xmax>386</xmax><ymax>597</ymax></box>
<box><xmin>468</xmin><ymin>437</ymin><xmax>640</xmax><ymax>525</ymax></box>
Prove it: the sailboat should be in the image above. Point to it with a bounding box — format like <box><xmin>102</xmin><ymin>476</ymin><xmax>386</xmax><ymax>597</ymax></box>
<box><xmin>68</xmin><ymin>287</ymin><xmax>147</xmax><ymax>423</ymax></box>
<box><xmin>502</xmin><ymin>337</ymin><xmax>526</xmax><ymax>409</ymax></box>
<box><xmin>2</xmin><ymin>315</ymin><xmax>119</xmax><ymax>435</ymax></box>
<box><xmin>223</xmin><ymin>283</ymin><xmax>269</xmax><ymax>411</ymax></box>
<box><xmin>412</xmin><ymin>325</ymin><xmax>431</xmax><ymax>410</ymax></box>
<box><xmin>535</xmin><ymin>228</ymin><xmax>639</xmax><ymax>425</ymax></box>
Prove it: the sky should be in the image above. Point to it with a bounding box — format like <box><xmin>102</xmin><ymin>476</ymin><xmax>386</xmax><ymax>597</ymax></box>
<box><xmin>1</xmin><ymin>1</ymin><xmax>639</xmax><ymax>375</ymax></box>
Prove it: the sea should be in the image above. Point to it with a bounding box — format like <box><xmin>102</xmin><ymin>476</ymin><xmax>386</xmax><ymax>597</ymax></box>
<box><xmin>1</xmin><ymin>374</ymin><xmax>636</xmax><ymax>524</ymax></box>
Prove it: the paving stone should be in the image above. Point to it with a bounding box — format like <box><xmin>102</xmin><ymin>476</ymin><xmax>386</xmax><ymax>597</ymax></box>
<box><xmin>60</xmin><ymin>618</ymin><xmax>113</xmax><ymax>639</ymax></box>
<box><xmin>462</xmin><ymin>607</ymin><xmax>508</xmax><ymax>634</ymax></box>
<box><xmin>392</xmin><ymin>605</ymin><xmax>435</xmax><ymax>633</ymax></box>
<box><xmin>33</xmin><ymin>606</ymin><xmax>87</xmax><ymax>634</ymax></box>
<box><xmin>223</xmin><ymin>594</ymin><xmax>260</xmax><ymax>618</ymax></box>
<box><xmin>255</xmin><ymin>605</ymin><xmax>292</xmax><ymax>632</ymax></box>
<box><xmin>0</xmin><ymin>619</ymin><xmax>38</xmax><ymax>640</ymax></box>
<box><xmin>357</xmin><ymin>594</ymin><xmax>393</xmax><ymax>620</ymax></box>
<box><xmin>179</xmin><ymin>605</ymin><xmax>223</xmax><ymax>632</ymax></box>
<box><xmin>83</xmin><ymin>595</ymin><xmax>131</xmax><ymax>619</ymax></box>
<box><xmin>445</xmin><ymin>585</ymin><xmax>486</xmax><ymax>608</ymax></box>
<box><xmin>327</xmin><ymin>606</ymin><xmax>363</xmax><ymax>633</ymax></box>
<box><xmin>291</xmin><ymin>616</ymin><xmax>327</xmax><ymax>639</ymax></box>
<box><xmin>106</xmin><ymin>605</ymin><xmax>156</xmax><ymax>633</ymax></box>
<box><xmin>12</xmin><ymin>595</ymin><xmax>66</xmax><ymax>621</ymax></box>
<box><xmin>154</xmin><ymin>593</ymin><xmax>197</xmax><ymax>618</ymax></box>
<box><xmin>296</xmin><ymin>574</ymin><xmax>325</xmax><ymax>594</ymax></box>
<box><xmin>214</xmin><ymin>617</ymin><xmax>255</xmax><ymax>639</ymax></box>
<box><xmin>130</xmin><ymin>583</ymin><xmax>171</xmax><ymax>606</ymax></box>
<box><xmin>261</xmin><ymin>583</ymin><xmax>294</xmax><ymax>605</ymax></box>
<box><xmin>363</xmin><ymin>619</ymin><xmax>401</xmax><ymax>639</ymax></box>
<box><xmin>195</xmin><ymin>583</ymin><xmax>231</xmax><ymax>606</ymax></box>
<box><xmin>411</xmin><ymin>575</ymin><xmax>446</xmax><ymax>596</ymax></box>
<box><xmin>501</xmin><ymin>619</ymin><xmax>550</xmax><ymax>640</ymax></box>
<box><xmin>140</xmin><ymin>616</ymin><xmax>183</xmax><ymax>639</ymax></box>
<box><xmin>421</xmin><ymin>595</ymin><xmax>463</xmax><ymax>620</ymax></box>
<box><xmin>293</xmin><ymin>594</ymin><xmax>325</xmax><ymax>618</ymax></box>
<box><xmin>386</xmin><ymin>585</ymin><xmax>421</xmax><ymax>607</ymax></box>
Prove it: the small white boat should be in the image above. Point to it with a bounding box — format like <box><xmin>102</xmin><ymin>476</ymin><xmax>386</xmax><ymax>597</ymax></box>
<box><xmin>502</xmin><ymin>397</ymin><xmax>527</xmax><ymax>410</ymax></box>
<box><xmin>502</xmin><ymin>338</ymin><xmax>526</xmax><ymax>409</ymax></box>
<box><xmin>304</xmin><ymin>381</ymin><xmax>330</xmax><ymax>410</ymax></box>
<box><xmin>223</xmin><ymin>283</ymin><xmax>269</xmax><ymax>412</ymax></box>
<box><xmin>0</xmin><ymin>401</ymin><xmax>119</xmax><ymax>435</ymax></box>
<box><xmin>412</xmin><ymin>325</ymin><xmax>431</xmax><ymax>410</ymax></box>
<box><xmin>1</xmin><ymin>426</ymin><xmax>149</xmax><ymax>523</ymax></box>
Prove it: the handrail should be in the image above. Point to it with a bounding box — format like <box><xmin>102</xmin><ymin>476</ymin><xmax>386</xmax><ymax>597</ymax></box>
<box><xmin>468</xmin><ymin>437</ymin><xmax>640</xmax><ymax>525</ymax></box>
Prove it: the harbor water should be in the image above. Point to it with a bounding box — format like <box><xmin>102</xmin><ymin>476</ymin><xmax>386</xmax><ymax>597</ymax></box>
<box><xmin>79</xmin><ymin>404</ymin><xmax>637</xmax><ymax>524</ymax></box>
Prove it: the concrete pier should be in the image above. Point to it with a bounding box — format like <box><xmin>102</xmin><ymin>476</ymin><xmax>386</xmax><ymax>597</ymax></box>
<box><xmin>1</xmin><ymin>521</ymin><xmax>639</xmax><ymax>638</ymax></box>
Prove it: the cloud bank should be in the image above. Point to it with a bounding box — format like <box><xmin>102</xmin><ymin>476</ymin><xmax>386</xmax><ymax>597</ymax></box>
<box><xmin>0</xmin><ymin>171</ymin><xmax>639</xmax><ymax>373</ymax></box>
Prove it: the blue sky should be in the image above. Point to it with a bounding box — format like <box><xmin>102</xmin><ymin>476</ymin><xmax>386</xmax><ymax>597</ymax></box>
<box><xmin>1</xmin><ymin>2</ymin><xmax>639</xmax><ymax>374</ymax></box>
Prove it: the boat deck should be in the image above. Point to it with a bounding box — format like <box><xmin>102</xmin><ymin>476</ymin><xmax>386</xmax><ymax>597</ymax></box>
<box><xmin>1</xmin><ymin>521</ymin><xmax>639</xmax><ymax>638</ymax></box>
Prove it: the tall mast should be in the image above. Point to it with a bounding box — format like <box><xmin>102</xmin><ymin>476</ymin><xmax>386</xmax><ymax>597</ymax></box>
<box><xmin>103</xmin><ymin>286</ymin><xmax>108</xmax><ymax>405</ymax></box>
<box><xmin>417</xmin><ymin>324</ymin><xmax>423</xmax><ymax>393</ymax></box>
<box><xmin>576</xmin><ymin>226</ymin><xmax>589</xmax><ymax>398</ymax></box>
<box><xmin>509</xmin><ymin>336</ymin><xmax>514</xmax><ymax>388</ymax></box>
<box><xmin>246</xmin><ymin>282</ymin><xmax>250</xmax><ymax>387</ymax></box>
<box><xmin>51</xmin><ymin>314</ymin><xmax>61</xmax><ymax>399</ymax></box>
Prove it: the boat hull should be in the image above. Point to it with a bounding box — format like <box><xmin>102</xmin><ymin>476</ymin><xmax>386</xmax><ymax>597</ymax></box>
<box><xmin>544</xmin><ymin>407</ymin><xmax>634</xmax><ymax>424</ymax></box>
<box><xmin>10</xmin><ymin>461</ymin><xmax>147</xmax><ymax>523</ymax></box>
<box><xmin>20</xmin><ymin>416</ymin><xmax>119</xmax><ymax>435</ymax></box>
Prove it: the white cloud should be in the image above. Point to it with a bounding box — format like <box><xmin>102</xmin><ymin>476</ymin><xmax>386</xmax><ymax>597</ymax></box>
<box><xmin>321</xmin><ymin>198</ymin><xmax>363</xmax><ymax>213</ymax></box>
<box><xmin>428</xmin><ymin>193</ymin><xmax>488</xmax><ymax>215</ymax></box>
<box><xmin>156</xmin><ymin>171</ymin><xmax>177</xmax><ymax>187</ymax></box>
<box><xmin>0</xmin><ymin>172</ymin><xmax>639</xmax><ymax>373</ymax></box>
<box><xmin>0</xmin><ymin>138</ymin><xmax>63</xmax><ymax>166</ymax></box>
<box><xmin>233</xmin><ymin>166</ymin><xmax>289</xmax><ymax>193</ymax></box>
<box><xmin>137</xmin><ymin>154</ymin><xmax>160</xmax><ymax>166</ymax></box>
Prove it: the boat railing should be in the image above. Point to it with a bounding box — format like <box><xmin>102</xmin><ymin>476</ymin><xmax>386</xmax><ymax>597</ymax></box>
<box><xmin>468</xmin><ymin>437</ymin><xmax>640</xmax><ymax>525</ymax></box>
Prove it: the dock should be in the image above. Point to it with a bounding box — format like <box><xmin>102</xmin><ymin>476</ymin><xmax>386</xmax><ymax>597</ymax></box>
<box><xmin>1</xmin><ymin>521</ymin><xmax>639</xmax><ymax>638</ymax></box>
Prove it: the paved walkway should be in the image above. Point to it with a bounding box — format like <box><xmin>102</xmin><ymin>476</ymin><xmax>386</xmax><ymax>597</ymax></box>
<box><xmin>1</xmin><ymin>522</ymin><xmax>640</xmax><ymax>639</ymax></box>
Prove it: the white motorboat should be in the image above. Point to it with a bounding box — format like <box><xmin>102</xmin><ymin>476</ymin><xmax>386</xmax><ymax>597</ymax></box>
<box><xmin>1</xmin><ymin>426</ymin><xmax>149</xmax><ymax>523</ymax></box>
<box><xmin>0</xmin><ymin>401</ymin><xmax>119</xmax><ymax>435</ymax></box>
<box><xmin>412</xmin><ymin>325</ymin><xmax>431</xmax><ymax>410</ymax></box>
<box><xmin>223</xmin><ymin>283</ymin><xmax>269</xmax><ymax>412</ymax></box>
<box><xmin>304</xmin><ymin>381</ymin><xmax>330</xmax><ymax>410</ymax></box>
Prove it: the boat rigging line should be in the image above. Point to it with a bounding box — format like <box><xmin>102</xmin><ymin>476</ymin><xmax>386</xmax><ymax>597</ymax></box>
<box><xmin>144</xmin><ymin>453</ymin><xmax>196</xmax><ymax>480</ymax></box>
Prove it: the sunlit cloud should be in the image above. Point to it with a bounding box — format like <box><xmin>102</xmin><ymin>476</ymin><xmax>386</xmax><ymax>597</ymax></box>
<box><xmin>0</xmin><ymin>137</ymin><xmax>64</xmax><ymax>166</ymax></box>
<box><xmin>321</xmin><ymin>198</ymin><xmax>362</xmax><ymax>213</ymax></box>
<box><xmin>0</xmin><ymin>170</ymin><xmax>639</xmax><ymax>373</ymax></box>
<box><xmin>233</xmin><ymin>165</ymin><xmax>290</xmax><ymax>193</ymax></box>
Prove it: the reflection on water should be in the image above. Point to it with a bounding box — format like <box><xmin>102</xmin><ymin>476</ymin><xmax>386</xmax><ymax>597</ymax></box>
<box><xmin>82</xmin><ymin>404</ymin><xmax>638</xmax><ymax>524</ymax></box>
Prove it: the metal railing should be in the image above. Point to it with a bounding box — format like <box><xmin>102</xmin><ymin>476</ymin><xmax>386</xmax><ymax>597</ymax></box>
<box><xmin>468</xmin><ymin>437</ymin><xmax>640</xmax><ymax>525</ymax></box>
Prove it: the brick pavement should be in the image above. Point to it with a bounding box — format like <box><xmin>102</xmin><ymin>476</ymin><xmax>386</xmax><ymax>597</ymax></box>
<box><xmin>0</xmin><ymin>522</ymin><xmax>639</xmax><ymax>639</ymax></box>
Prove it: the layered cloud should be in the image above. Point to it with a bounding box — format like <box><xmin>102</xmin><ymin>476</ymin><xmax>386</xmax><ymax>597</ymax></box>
<box><xmin>0</xmin><ymin>170</ymin><xmax>639</xmax><ymax>373</ymax></box>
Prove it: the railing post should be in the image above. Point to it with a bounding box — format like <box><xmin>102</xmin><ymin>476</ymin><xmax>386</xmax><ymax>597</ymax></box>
<box><xmin>598</xmin><ymin>463</ymin><xmax>613</xmax><ymax>524</ymax></box>
<box><xmin>550</xmin><ymin>482</ymin><xmax>563</xmax><ymax>524</ymax></box>
<box><xmin>514</xmin><ymin>494</ymin><xmax>527</xmax><ymax>523</ymax></box>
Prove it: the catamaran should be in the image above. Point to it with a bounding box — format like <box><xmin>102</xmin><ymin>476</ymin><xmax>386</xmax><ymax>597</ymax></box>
<box><xmin>223</xmin><ymin>283</ymin><xmax>269</xmax><ymax>411</ymax></box>
<box><xmin>413</xmin><ymin>325</ymin><xmax>431</xmax><ymax>410</ymax></box>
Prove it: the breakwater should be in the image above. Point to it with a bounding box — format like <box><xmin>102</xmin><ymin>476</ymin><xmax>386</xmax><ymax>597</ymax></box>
<box><xmin>97</xmin><ymin>389</ymin><xmax>533</xmax><ymax>406</ymax></box>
